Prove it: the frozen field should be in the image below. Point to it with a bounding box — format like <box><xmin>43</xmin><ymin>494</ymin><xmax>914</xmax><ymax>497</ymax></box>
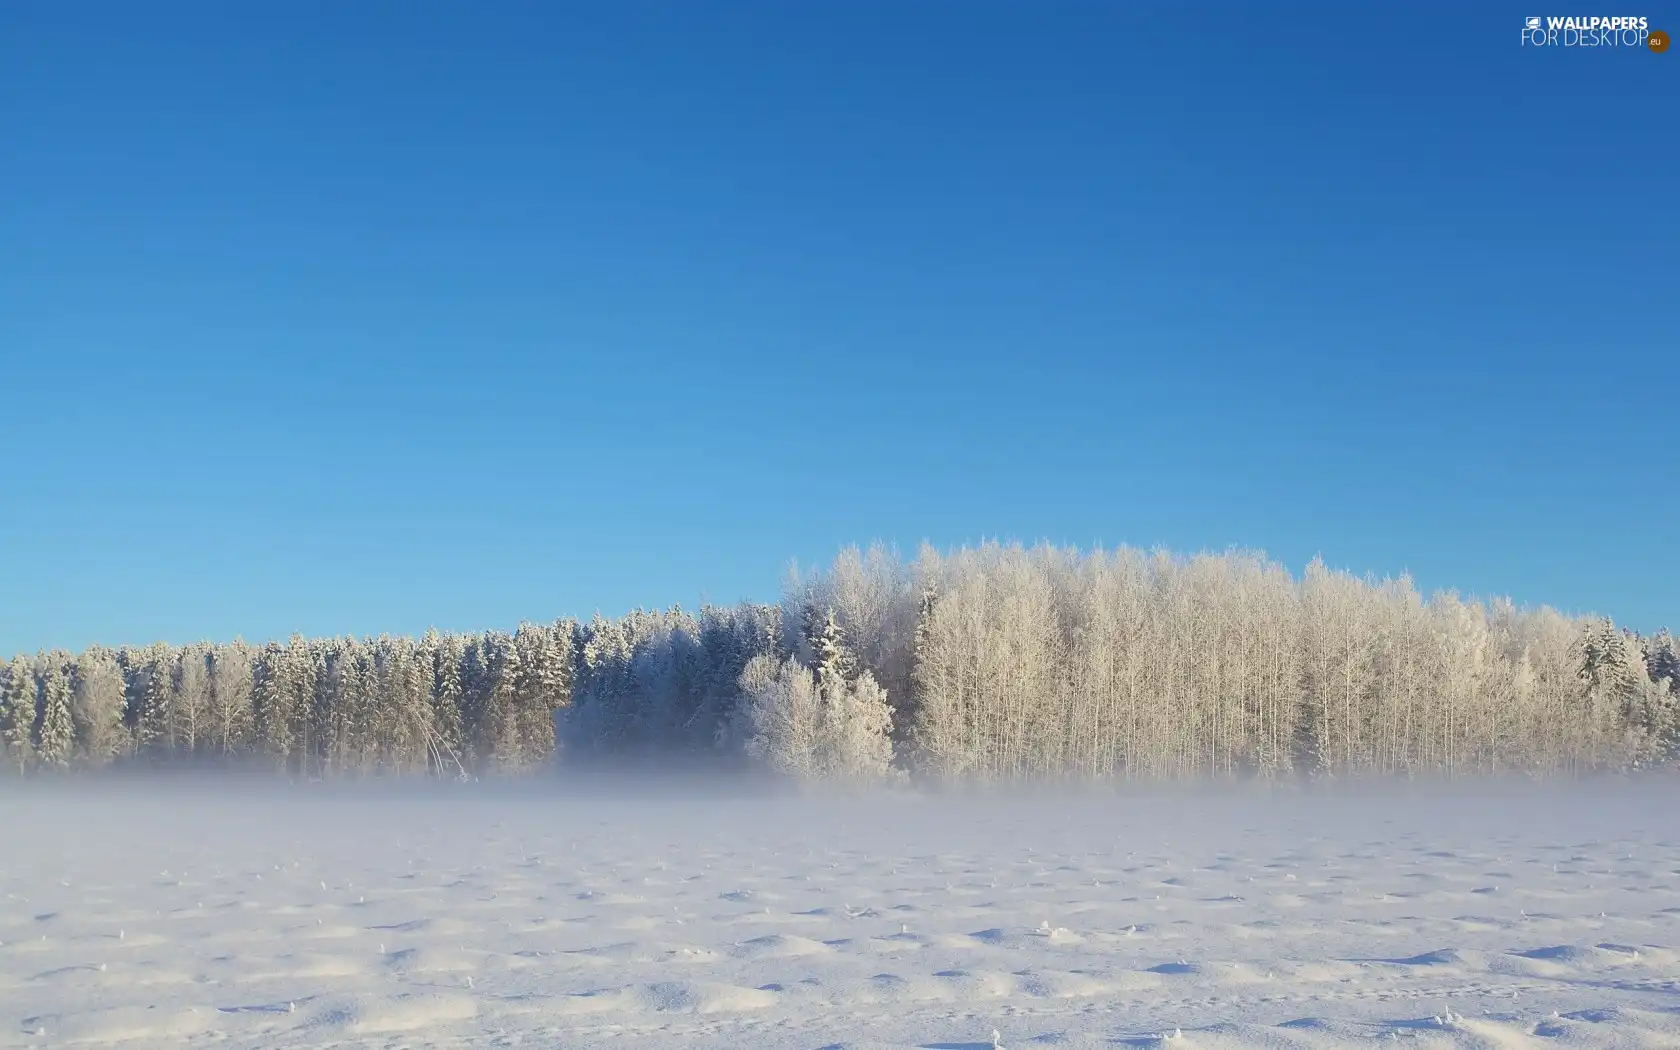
<box><xmin>3</xmin><ymin>782</ymin><xmax>1680</xmax><ymax>1049</ymax></box>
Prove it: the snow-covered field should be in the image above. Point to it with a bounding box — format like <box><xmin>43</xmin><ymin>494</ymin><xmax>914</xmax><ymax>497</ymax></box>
<box><xmin>4</xmin><ymin>781</ymin><xmax>1680</xmax><ymax>1049</ymax></box>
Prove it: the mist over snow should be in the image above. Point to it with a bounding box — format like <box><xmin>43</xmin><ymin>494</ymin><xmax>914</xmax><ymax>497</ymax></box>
<box><xmin>5</xmin><ymin>545</ymin><xmax>1678</xmax><ymax>1046</ymax></box>
<box><xmin>3</xmin><ymin>779</ymin><xmax>1680</xmax><ymax>1048</ymax></box>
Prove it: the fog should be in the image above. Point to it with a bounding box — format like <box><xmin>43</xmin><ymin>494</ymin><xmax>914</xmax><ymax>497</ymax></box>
<box><xmin>4</xmin><ymin>778</ymin><xmax>1678</xmax><ymax>1048</ymax></box>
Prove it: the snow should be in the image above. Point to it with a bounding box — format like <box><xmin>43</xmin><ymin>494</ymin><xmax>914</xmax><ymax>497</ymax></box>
<box><xmin>3</xmin><ymin>781</ymin><xmax>1679</xmax><ymax>1048</ymax></box>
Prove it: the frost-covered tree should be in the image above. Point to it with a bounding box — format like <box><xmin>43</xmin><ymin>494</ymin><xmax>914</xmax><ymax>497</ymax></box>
<box><xmin>1577</xmin><ymin>619</ymin><xmax>1655</xmax><ymax>765</ymax></box>
<box><xmin>788</xmin><ymin>544</ymin><xmax>917</xmax><ymax>709</ymax></box>
<box><xmin>1642</xmin><ymin>631</ymin><xmax>1680</xmax><ymax>764</ymax></box>
<box><xmin>1</xmin><ymin>655</ymin><xmax>37</xmax><ymax>773</ymax></box>
<box><xmin>819</xmin><ymin>667</ymin><xmax>896</xmax><ymax>781</ymax></box>
<box><xmin>567</xmin><ymin>607</ymin><xmax>723</xmax><ymax>757</ymax></box>
<box><xmin>123</xmin><ymin>643</ymin><xmax>177</xmax><ymax>757</ymax></box>
<box><xmin>251</xmin><ymin>641</ymin><xmax>291</xmax><ymax>768</ymax></box>
<box><xmin>422</xmin><ymin>630</ymin><xmax>468</xmax><ymax>776</ymax></box>
<box><xmin>806</xmin><ymin>605</ymin><xmax>855</xmax><ymax>684</ymax></box>
<box><xmin>737</xmin><ymin>607</ymin><xmax>895</xmax><ymax>783</ymax></box>
<box><xmin>0</xmin><ymin>540</ymin><xmax>1655</xmax><ymax>783</ymax></box>
<box><xmin>35</xmin><ymin>657</ymin><xmax>74</xmax><ymax>770</ymax></box>
<box><xmin>807</xmin><ymin>606</ymin><xmax>894</xmax><ymax>779</ymax></box>
<box><xmin>459</xmin><ymin>631</ymin><xmax>524</xmax><ymax>771</ymax></box>
<box><xmin>513</xmin><ymin>621</ymin><xmax>571</xmax><ymax>768</ymax></box>
<box><xmin>251</xmin><ymin>636</ymin><xmax>318</xmax><ymax>773</ymax></box>
<box><xmin>70</xmin><ymin>646</ymin><xmax>127</xmax><ymax>765</ymax></box>
<box><xmin>1649</xmin><ymin>630</ymin><xmax>1680</xmax><ymax>690</ymax></box>
<box><xmin>739</xmin><ymin>654</ymin><xmax>823</xmax><ymax>778</ymax></box>
<box><xmin>699</xmin><ymin>603</ymin><xmax>782</xmax><ymax>752</ymax></box>
<box><xmin>207</xmin><ymin>641</ymin><xmax>254</xmax><ymax>758</ymax></box>
<box><xmin>365</xmin><ymin>634</ymin><xmax>431</xmax><ymax>773</ymax></box>
<box><xmin>319</xmin><ymin>637</ymin><xmax>375</xmax><ymax>774</ymax></box>
<box><xmin>172</xmin><ymin>643</ymin><xmax>213</xmax><ymax>757</ymax></box>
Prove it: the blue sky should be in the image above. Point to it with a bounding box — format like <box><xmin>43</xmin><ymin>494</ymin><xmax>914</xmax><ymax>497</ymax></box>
<box><xmin>2</xmin><ymin>4</ymin><xmax>1674</xmax><ymax>652</ymax></box>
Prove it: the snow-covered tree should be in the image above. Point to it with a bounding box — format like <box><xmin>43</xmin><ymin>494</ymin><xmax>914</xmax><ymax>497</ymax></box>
<box><xmin>459</xmin><ymin>631</ymin><xmax>524</xmax><ymax>771</ymax></box>
<box><xmin>1577</xmin><ymin>619</ymin><xmax>1655</xmax><ymax>765</ymax></box>
<box><xmin>1</xmin><ymin>655</ymin><xmax>37</xmax><ymax>773</ymax></box>
<box><xmin>739</xmin><ymin>654</ymin><xmax>823</xmax><ymax>778</ymax></box>
<box><xmin>207</xmin><ymin>641</ymin><xmax>254</xmax><ymax>758</ymax></box>
<box><xmin>806</xmin><ymin>605</ymin><xmax>855</xmax><ymax>684</ymax></box>
<box><xmin>172</xmin><ymin>643</ymin><xmax>213</xmax><ymax>757</ymax></box>
<box><xmin>35</xmin><ymin>656</ymin><xmax>74</xmax><ymax>770</ymax></box>
<box><xmin>422</xmin><ymin>630</ymin><xmax>468</xmax><ymax>777</ymax></box>
<box><xmin>124</xmin><ymin>643</ymin><xmax>177</xmax><ymax>757</ymax></box>
<box><xmin>0</xmin><ymin>540</ymin><xmax>1653</xmax><ymax>782</ymax></box>
<box><xmin>70</xmin><ymin>646</ymin><xmax>127</xmax><ymax>765</ymax></box>
<box><xmin>699</xmin><ymin>603</ymin><xmax>782</xmax><ymax>752</ymax></box>
<box><xmin>252</xmin><ymin>636</ymin><xmax>317</xmax><ymax>773</ymax></box>
<box><xmin>1649</xmin><ymin>630</ymin><xmax>1680</xmax><ymax>689</ymax></box>
<box><xmin>251</xmin><ymin>642</ymin><xmax>291</xmax><ymax>768</ymax></box>
<box><xmin>366</xmin><ymin>634</ymin><xmax>431</xmax><ymax>773</ymax></box>
<box><xmin>820</xmin><ymin>667</ymin><xmax>896</xmax><ymax>781</ymax></box>
<box><xmin>738</xmin><ymin>607</ymin><xmax>895</xmax><ymax>782</ymax></box>
<box><xmin>513</xmin><ymin>621</ymin><xmax>571</xmax><ymax>767</ymax></box>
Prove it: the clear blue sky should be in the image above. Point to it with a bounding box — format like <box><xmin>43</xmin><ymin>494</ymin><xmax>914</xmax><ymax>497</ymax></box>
<box><xmin>2</xmin><ymin>4</ymin><xmax>1674</xmax><ymax>653</ymax></box>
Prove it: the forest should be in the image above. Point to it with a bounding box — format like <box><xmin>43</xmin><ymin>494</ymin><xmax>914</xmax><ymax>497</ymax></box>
<box><xmin>3</xmin><ymin>543</ymin><xmax>1675</xmax><ymax>782</ymax></box>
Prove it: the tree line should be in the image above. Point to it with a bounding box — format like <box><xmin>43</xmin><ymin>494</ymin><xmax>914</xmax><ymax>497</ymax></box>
<box><xmin>2</xmin><ymin>543</ymin><xmax>1675</xmax><ymax>781</ymax></box>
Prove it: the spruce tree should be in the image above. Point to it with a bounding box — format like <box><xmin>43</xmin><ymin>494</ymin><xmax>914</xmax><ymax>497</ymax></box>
<box><xmin>1639</xmin><ymin>630</ymin><xmax>1680</xmax><ymax>764</ymax></box>
<box><xmin>821</xmin><ymin>670</ymin><xmax>896</xmax><ymax>781</ymax></box>
<box><xmin>807</xmin><ymin>605</ymin><xmax>854</xmax><ymax>685</ymax></box>
<box><xmin>1</xmin><ymin>656</ymin><xmax>37</xmax><ymax>773</ymax></box>
<box><xmin>1647</xmin><ymin>630</ymin><xmax>1679</xmax><ymax>690</ymax></box>
<box><xmin>1579</xmin><ymin>619</ymin><xmax>1662</xmax><ymax>766</ymax></box>
<box><xmin>514</xmin><ymin>622</ymin><xmax>568</xmax><ymax>768</ymax></box>
<box><xmin>424</xmin><ymin>631</ymin><xmax>468</xmax><ymax>777</ymax></box>
<box><xmin>129</xmin><ymin>644</ymin><xmax>176</xmax><ymax>758</ymax></box>
<box><xmin>35</xmin><ymin>659</ymin><xmax>74</xmax><ymax>770</ymax></box>
<box><xmin>251</xmin><ymin>641</ymin><xmax>294</xmax><ymax>770</ymax></box>
<box><xmin>487</xmin><ymin>631</ymin><xmax>524</xmax><ymax>770</ymax></box>
<box><xmin>368</xmin><ymin>634</ymin><xmax>428</xmax><ymax>773</ymax></box>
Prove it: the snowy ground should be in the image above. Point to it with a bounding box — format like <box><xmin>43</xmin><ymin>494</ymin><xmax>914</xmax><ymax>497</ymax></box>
<box><xmin>3</xmin><ymin>781</ymin><xmax>1680</xmax><ymax>1049</ymax></box>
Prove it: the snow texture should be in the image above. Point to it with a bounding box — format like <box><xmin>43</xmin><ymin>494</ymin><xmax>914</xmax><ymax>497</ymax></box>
<box><xmin>3</xmin><ymin>781</ymin><xmax>1680</xmax><ymax>1049</ymax></box>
